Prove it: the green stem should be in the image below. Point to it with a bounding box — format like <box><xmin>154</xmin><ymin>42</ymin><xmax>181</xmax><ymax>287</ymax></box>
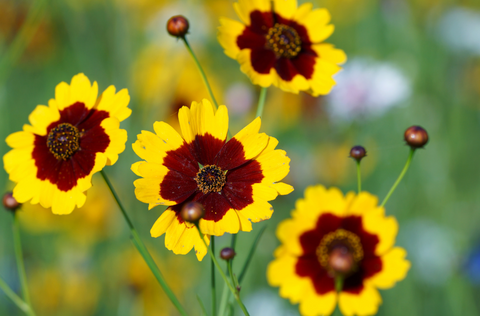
<box><xmin>380</xmin><ymin>148</ymin><xmax>415</xmax><ymax>207</ymax></box>
<box><xmin>0</xmin><ymin>0</ymin><xmax>46</xmax><ymax>84</ymax></box>
<box><xmin>197</xmin><ymin>294</ymin><xmax>209</xmax><ymax>316</ymax></box>
<box><xmin>356</xmin><ymin>161</ymin><xmax>362</xmax><ymax>193</ymax></box>
<box><xmin>12</xmin><ymin>213</ymin><xmax>36</xmax><ymax>316</ymax></box>
<box><xmin>227</xmin><ymin>261</ymin><xmax>239</xmax><ymax>290</ymax></box>
<box><xmin>211</xmin><ymin>236</ymin><xmax>216</xmax><ymax>316</ymax></box>
<box><xmin>100</xmin><ymin>171</ymin><xmax>188</xmax><ymax>316</ymax></box>
<box><xmin>255</xmin><ymin>87</ymin><xmax>267</xmax><ymax>119</ymax></box>
<box><xmin>182</xmin><ymin>37</ymin><xmax>219</xmax><ymax>110</ymax></box>
<box><xmin>196</xmin><ymin>225</ymin><xmax>250</xmax><ymax>316</ymax></box>
<box><xmin>0</xmin><ymin>276</ymin><xmax>31</xmax><ymax>314</ymax></box>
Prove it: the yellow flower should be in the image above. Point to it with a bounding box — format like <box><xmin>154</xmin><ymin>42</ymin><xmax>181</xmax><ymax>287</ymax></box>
<box><xmin>218</xmin><ymin>0</ymin><xmax>346</xmax><ymax>95</ymax></box>
<box><xmin>132</xmin><ymin>99</ymin><xmax>293</xmax><ymax>260</ymax></box>
<box><xmin>268</xmin><ymin>185</ymin><xmax>410</xmax><ymax>316</ymax></box>
<box><xmin>3</xmin><ymin>73</ymin><xmax>131</xmax><ymax>215</ymax></box>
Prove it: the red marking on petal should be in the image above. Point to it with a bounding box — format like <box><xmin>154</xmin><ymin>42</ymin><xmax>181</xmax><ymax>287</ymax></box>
<box><xmin>161</xmin><ymin>169</ymin><xmax>198</xmax><ymax>204</ymax></box>
<box><xmin>296</xmin><ymin>213</ymin><xmax>382</xmax><ymax>295</ymax></box>
<box><xmin>32</xmin><ymin>102</ymin><xmax>110</xmax><ymax>192</ymax></box>
<box><xmin>189</xmin><ymin>134</ymin><xmax>225</xmax><ymax>166</ymax></box>
<box><xmin>275</xmin><ymin>57</ymin><xmax>299</xmax><ymax>81</ymax></box>
<box><xmin>237</xmin><ymin>28</ymin><xmax>267</xmax><ymax>50</ymax></box>
<box><xmin>215</xmin><ymin>137</ymin><xmax>249</xmax><ymax>170</ymax></box>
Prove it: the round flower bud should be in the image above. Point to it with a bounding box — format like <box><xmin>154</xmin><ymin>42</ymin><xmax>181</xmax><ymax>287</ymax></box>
<box><xmin>167</xmin><ymin>15</ymin><xmax>189</xmax><ymax>38</ymax></box>
<box><xmin>180</xmin><ymin>201</ymin><xmax>204</xmax><ymax>223</ymax></box>
<box><xmin>328</xmin><ymin>246</ymin><xmax>354</xmax><ymax>276</ymax></box>
<box><xmin>3</xmin><ymin>192</ymin><xmax>20</xmax><ymax>212</ymax></box>
<box><xmin>349</xmin><ymin>146</ymin><xmax>367</xmax><ymax>162</ymax></box>
<box><xmin>404</xmin><ymin>126</ymin><xmax>429</xmax><ymax>149</ymax></box>
<box><xmin>220</xmin><ymin>247</ymin><xmax>236</xmax><ymax>260</ymax></box>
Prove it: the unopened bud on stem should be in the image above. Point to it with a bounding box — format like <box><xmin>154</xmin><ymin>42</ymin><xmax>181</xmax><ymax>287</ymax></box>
<box><xmin>180</xmin><ymin>201</ymin><xmax>204</xmax><ymax>223</ymax></box>
<box><xmin>167</xmin><ymin>15</ymin><xmax>189</xmax><ymax>38</ymax></box>
<box><xmin>349</xmin><ymin>146</ymin><xmax>366</xmax><ymax>162</ymax></box>
<box><xmin>3</xmin><ymin>192</ymin><xmax>20</xmax><ymax>212</ymax></box>
<box><xmin>404</xmin><ymin>126</ymin><xmax>428</xmax><ymax>149</ymax></box>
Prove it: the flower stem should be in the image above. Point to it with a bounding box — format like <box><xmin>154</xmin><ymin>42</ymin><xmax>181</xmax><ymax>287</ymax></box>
<box><xmin>182</xmin><ymin>37</ymin><xmax>219</xmax><ymax>110</ymax></box>
<box><xmin>100</xmin><ymin>170</ymin><xmax>188</xmax><ymax>316</ymax></box>
<box><xmin>0</xmin><ymin>275</ymin><xmax>31</xmax><ymax>314</ymax></box>
<box><xmin>380</xmin><ymin>148</ymin><xmax>415</xmax><ymax>207</ymax></box>
<box><xmin>255</xmin><ymin>87</ymin><xmax>268</xmax><ymax>119</ymax></box>
<box><xmin>195</xmin><ymin>225</ymin><xmax>250</xmax><ymax>316</ymax></box>
<box><xmin>211</xmin><ymin>236</ymin><xmax>216</xmax><ymax>316</ymax></box>
<box><xmin>12</xmin><ymin>213</ymin><xmax>36</xmax><ymax>316</ymax></box>
<box><xmin>356</xmin><ymin>161</ymin><xmax>362</xmax><ymax>193</ymax></box>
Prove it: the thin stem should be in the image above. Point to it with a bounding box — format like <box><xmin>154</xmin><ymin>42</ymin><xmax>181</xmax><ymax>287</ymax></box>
<box><xmin>0</xmin><ymin>276</ymin><xmax>31</xmax><ymax>314</ymax></box>
<box><xmin>182</xmin><ymin>37</ymin><xmax>219</xmax><ymax>110</ymax></box>
<box><xmin>380</xmin><ymin>148</ymin><xmax>415</xmax><ymax>207</ymax></box>
<box><xmin>356</xmin><ymin>160</ymin><xmax>362</xmax><ymax>193</ymax></box>
<box><xmin>197</xmin><ymin>294</ymin><xmax>209</xmax><ymax>316</ymax></box>
<box><xmin>100</xmin><ymin>171</ymin><xmax>189</xmax><ymax>316</ymax></box>
<box><xmin>227</xmin><ymin>261</ymin><xmax>239</xmax><ymax>290</ymax></box>
<box><xmin>12</xmin><ymin>213</ymin><xmax>36</xmax><ymax>316</ymax></box>
<box><xmin>255</xmin><ymin>87</ymin><xmax>268</xmax><ymax>119</ymax></box>
<box><xmin>195</xmin><ymin>225</ymin><xmax>250</xmax><ymax>316</ymax></box>
<box><xmin>211</xmin><ymin>236</ymin><xmax>216</xmax><ymax>316</ymax></box>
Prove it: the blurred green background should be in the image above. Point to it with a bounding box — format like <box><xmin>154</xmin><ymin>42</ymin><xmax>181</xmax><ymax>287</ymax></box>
<box><xmin>1</xmin><ymin>0</ymin><xmax>480</xmax><ymax>315</ymax></box>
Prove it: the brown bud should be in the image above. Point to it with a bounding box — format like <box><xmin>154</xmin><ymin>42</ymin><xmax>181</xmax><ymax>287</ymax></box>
<box><xmin>3</xmin><ymin>192</ymin><xmax>20</xmax><ymax>212</ymax></box>
<box><xmin>349</xmin><ymin>146</ymin><xmax>367</xmax><ymax>162</ymax></box>
<box><xmin>220</xmin><ymin>247</ymin><xmax>236</xmax><ymax>260</ymax></box>
<box><xmin>404</xmin><ymin>126</ymin><xmax>428</xmax><ymax>149</ymax></box>
<box><xmin>167</xmin><ymin>15</ymin><xmax>189</xmax><ymax>38</ymax></box>
<box><xmin>180</xmin><ymin>201</ymin><xmax>204</xmax><ymax>223</ymax></box>
<box><xmin>328</xmin><ymin>246</ymin><xmax>354</xmax><ymax>275</ymax></box>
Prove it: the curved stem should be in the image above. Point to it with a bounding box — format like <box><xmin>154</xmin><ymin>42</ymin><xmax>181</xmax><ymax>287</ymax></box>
<box><xmin>196</xmin><ymin>225</ymin><xmax>250</xmax><ymax>316</ymax></box>
<box><xmin>12</xmin><ymin>213</ymin><xmax>36</xmax><ymax>316</ymax></box>
<box><xmin>100</xmin><ymin>171</ymin><xmax>189</xmax><ymax>316</ymax></box>
<box><xmin>380</xmin><ymin>148</ymin><xmax>415</xmax><ymax>207</ymax></box>
<box><xmin>255</xmin><ymin>87</ymin><xmax>267</xmax><ymax>119</ymax></box>
<box><xmin>182</xmin><ymin>37</ymin><xmax>219</xmax><ymax>110</ymax></box>
<box><xmin>356</xmin><ymin>161</ymin><xmax>362</xmax><ymax>193</ymax></box>
<box><xmin>211</xmin><ymin>236</ymin><xmax>216</xmax><ymax>316</ymax></box>
<box><xmin>0</xmin><ymin>275</ymin><xmax>31</xmax><ymax>314</ymax></box>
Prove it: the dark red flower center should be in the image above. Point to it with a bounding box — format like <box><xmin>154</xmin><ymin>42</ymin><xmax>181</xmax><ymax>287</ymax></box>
<box><xmin>195</xmin><ymin>164</ymin><xmax>226</xmax><ymax>194</ymax></box>
<box><xmin>316</xmin><ymin>229</ymin><xmax>364</xmax><ymax>276</ymax></box>
<box><xmin>266</xmin><ymin>23</ymin><xmax>302</xmax><ymax>58</ymax></box>
<box><xmin>47</xmin><ymin>123</ymin><xmax>80</xmax><ymax>160</ymax></box>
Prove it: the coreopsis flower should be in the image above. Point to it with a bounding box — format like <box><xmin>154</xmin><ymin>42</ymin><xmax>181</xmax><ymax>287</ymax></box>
<box><xmin>218</xmin><ymin>0</ymin><xmax>346</xmax><ymax>95</ymax></box>
<box><xmin>3</xmin><ymin>74</ymin><xmax>131</xmax><ymax>215</ymax></box>
<box><xmin>268</xmin><ymin>185</ymin><xmax>410</xmax><ymax>316</ymax></box>
<box><xmin>132</xmin><ymin>99</ymin><xmax>293</xmax><ymax>260</ymax></box>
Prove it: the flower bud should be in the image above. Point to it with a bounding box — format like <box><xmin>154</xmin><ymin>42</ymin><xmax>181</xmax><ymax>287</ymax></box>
<box><xmin>167</xmin><ymin>15</ymin><xmax>189</xmax><ymax>38</ymax></box>
<box><xmin>349</xmin><ymin>146</ymin><xmax>366</xmax><ymax>162</ymax></box>
<box><xmin>3</xmin><ymin>192</ymin><xmax>20</xmax><ymax>212</ymax></box>
<box><xmin>328</xmin><ymin>246</ymin><xmax>354</xmax><ymax>276</ymax></box>
<box><xmin>180</xmin><ymin>201</ymin><xmax>204</xmax><ymax>223</ymax></box>
<box><xmin>404</xmin><ymin>126</ymin><xmax>429</xmax><ymax>149</ymax></box>
<box><xmin>220</xmin><ymin>247</ymin><xmax>236</xmax><ymax>260</ymax></box>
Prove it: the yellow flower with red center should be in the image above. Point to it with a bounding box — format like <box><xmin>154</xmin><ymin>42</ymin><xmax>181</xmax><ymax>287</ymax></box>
<box><xmin>268</xmin><ymin>185</ymin><xmax>410</xmax><ymax>316</ymax></box>
<box><xmin>218</xmin><ymin>0</ymin><xmax>346</xmax><ymax>95</ymax></box>
<box><xmin>132</xmin><ymin>99</ymin><xmax>293</xmax><ymax>260</ymax></box>
<box><xmin>3</xmin><ymin>73</ymin><xmax>131</xmax><ymax>215</ymax></box>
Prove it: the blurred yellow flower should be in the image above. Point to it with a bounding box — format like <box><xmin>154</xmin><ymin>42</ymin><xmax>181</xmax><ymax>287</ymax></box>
<box><xmin>268</xmin><ymin>185</ymin><xmax>410</xmax><ymax>316</ymax></box>
<box><xmin>218</xmin><ymin>0</ymin><xmax>346</xmax><ymax>95</ymax></box>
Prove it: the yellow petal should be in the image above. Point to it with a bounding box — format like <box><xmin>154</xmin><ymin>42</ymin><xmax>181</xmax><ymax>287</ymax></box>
<box><xmin>338</xmin><ymin>285</ymin><xmax>382</xmax><ymax>316</ymax></box>
<box><xmin>369</xmin><ymin>247</ymin><xmax>410</xmax><ymax>289</ymax></box>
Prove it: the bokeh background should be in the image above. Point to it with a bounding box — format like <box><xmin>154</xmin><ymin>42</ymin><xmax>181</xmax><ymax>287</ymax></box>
<box><xmin>1</xmin><ymin>0</ymin><xmax>480</xmax><ymax>315</ymax></box>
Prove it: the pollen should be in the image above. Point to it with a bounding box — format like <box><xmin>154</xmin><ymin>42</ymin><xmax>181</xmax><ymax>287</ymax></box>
<box><xmin>47</xmin><ymin>123</ymin><xmax>80</xmax><ymax>160</ymax></box>
<box><xmin>195</xmin><ymin>165</ymin><xmax>227</xmax><ymax>194</ymax></box>
<box><xmin>265</xmin><ymin>23</ymin><xmax>302</xmax><ymax>58</ymax></box>
<box><xmin>316</xmin><ymin>229</ymin><xmax>364</xmax><ymax>272</ymax></box>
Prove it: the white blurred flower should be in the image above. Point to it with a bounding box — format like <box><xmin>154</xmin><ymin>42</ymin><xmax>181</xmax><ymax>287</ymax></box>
<box><xmin>438</xmin><ymin>7</ymin><xmax>480</xmax><ymax>55</ymax></box>
<box><xmin>225</xmin><ymin>82</ymin><xmax>254</xmax><ymax>116</ymax></box>
<box><xmin>399</xmin><ymin>219</ymin><xmax>458</xmax><ymax>286</ymax></box>
<box><xmin>327</xmin><ymin>58</ymin><xmax>411</xmax><ymax>122</ymax></box>
<box><xmin>243</xmin><ymin>289</ymin><xmax>297</xmax><ymax>316</ymax></box>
